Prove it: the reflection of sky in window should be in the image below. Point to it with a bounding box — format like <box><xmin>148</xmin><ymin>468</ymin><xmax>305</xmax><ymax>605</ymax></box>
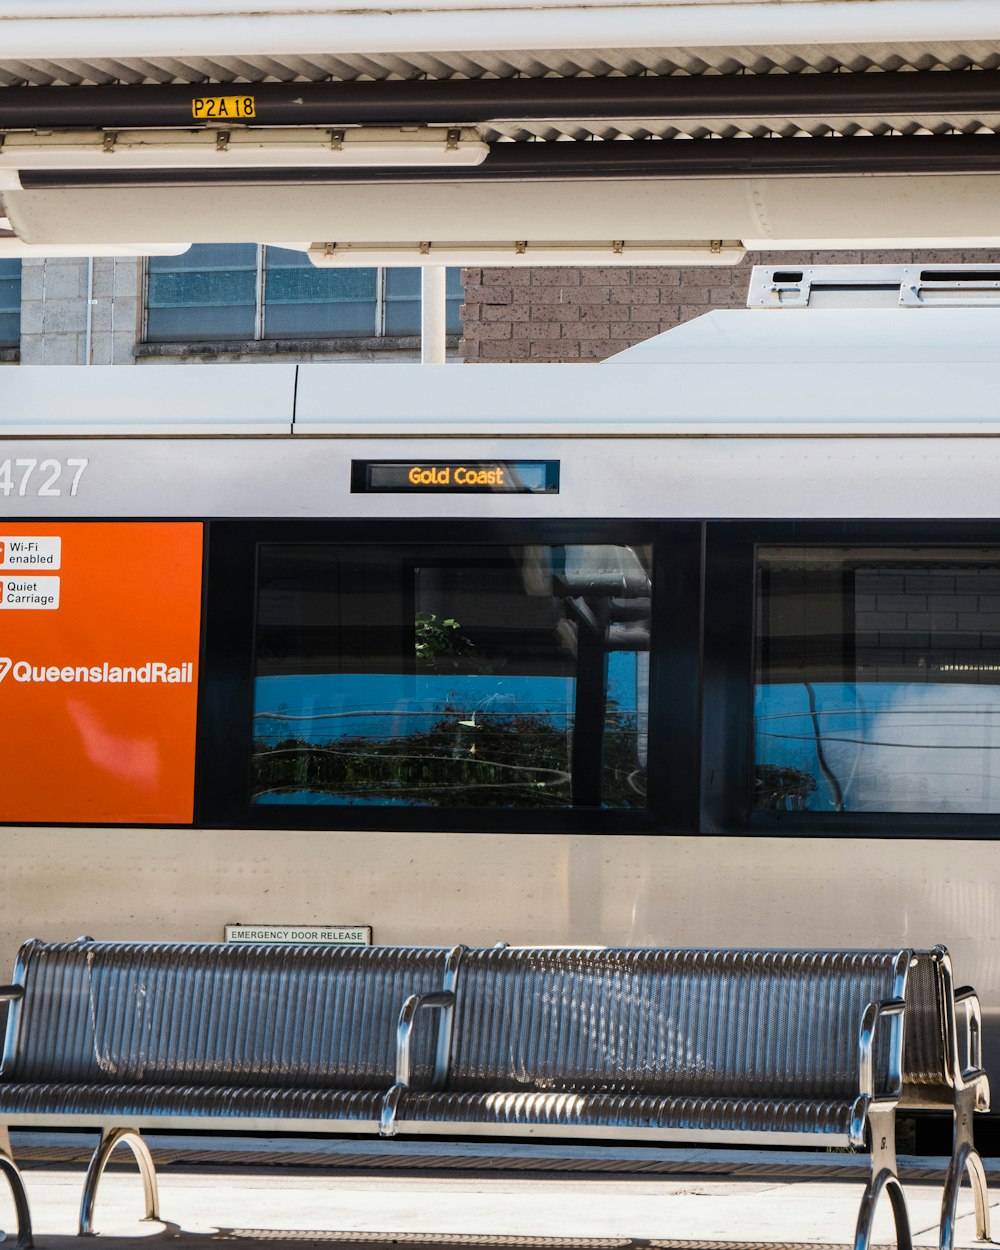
<box><xmin>755</xmin><ymin>681</ymin><xmax>1000</xmax><ymax>812</ymax></box>
<box><xmin>253</xmin><ymin>651</ymin><xmax>640</xmax><ymax>747</ymax></box>
<box><xmin>504</xmin><ymin>463</ymin><xmax>551</xmax><ymax>492</ymax></box>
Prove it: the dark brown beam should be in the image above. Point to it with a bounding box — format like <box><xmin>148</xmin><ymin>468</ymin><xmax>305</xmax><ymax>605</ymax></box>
<box><xmin>1</xmin><ymin>70</ymin><xmax>999</xmax><ymax>129</ymax></box>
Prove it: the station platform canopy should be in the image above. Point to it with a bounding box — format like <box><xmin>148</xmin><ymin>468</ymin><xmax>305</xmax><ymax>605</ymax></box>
<box><xmin>2</xmin><ymin>0</ymin><xmax>1000</xmax><ymax>257</ymax></box>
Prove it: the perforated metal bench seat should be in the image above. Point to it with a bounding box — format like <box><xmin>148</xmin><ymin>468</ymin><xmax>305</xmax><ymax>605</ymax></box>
<box><xmin>0</xmin><ymin>1085</ymin><xmax>856</xmax><ymax>1142</ymax></box>
<box><xmin>0</xmin><ymin>1083</ymin><xmax>385</xmax><ymax>1129</ymax></box>
<box><xmin>396</xmin><ymin>1090</ymin><xmax>861</xmax><ymax>1144</ymax></box>
<box><xmin>0</xmin><ymin>939</ymin><xmax>990</xmax><ymax>1250</ymax></box>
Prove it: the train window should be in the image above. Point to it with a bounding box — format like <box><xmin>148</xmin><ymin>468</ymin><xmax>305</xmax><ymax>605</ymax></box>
<box><xmin>249</xmin><ymin>542</ymin><xmax>651</xmax><ymax>809</ymax></box>
<box><xmin>755</xmin><ymin>546</ymin><xmax>1000</xmax><ymax>814</ymax></box>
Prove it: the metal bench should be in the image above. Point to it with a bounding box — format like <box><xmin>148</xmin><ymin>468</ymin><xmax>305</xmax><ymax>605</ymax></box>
<box><xmin>0</xmin><ymin>938</ymin><xmax>462</xmax><ymax>1246</ymax></box>
<box><xmin>896</xmin><ymin>945</ymin><xmax>991</xmax><ymax>1250</ymax></box>
<box><xmin>0</xmin><ymin>940</ymin><xmax>988</xmax><ymax>1250</ymax></box>
<box><xmin>385</xmin><ymin>946</ymin><xmax>989</xmax><ymax>1250</ymax></box>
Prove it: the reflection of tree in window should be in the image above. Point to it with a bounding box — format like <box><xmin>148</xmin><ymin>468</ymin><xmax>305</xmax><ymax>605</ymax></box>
<box><xmin>250</xmin><ymin>543</ymin><xmax>651</xmax><ymax>809</ymax></box>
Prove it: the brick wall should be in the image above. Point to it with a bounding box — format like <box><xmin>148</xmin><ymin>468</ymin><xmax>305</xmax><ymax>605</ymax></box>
<box><xmin>459</xmin><ymin>247</ymin><xmax>1000</xmax><ymax>363</ymax></box>
<box><xmin>856</xmin><ymin>568</ymin><xmax>1000</xmax><ymax>684</ymax></box>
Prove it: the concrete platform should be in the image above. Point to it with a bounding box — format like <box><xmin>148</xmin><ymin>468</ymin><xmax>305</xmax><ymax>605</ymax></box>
<box><xmin>2</xmin><ymin>1135</ymin><xmax>996</xmax><ymax>1249</ymax></box>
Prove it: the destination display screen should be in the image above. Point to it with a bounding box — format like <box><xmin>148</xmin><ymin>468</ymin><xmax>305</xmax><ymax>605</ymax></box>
<box><xmin>352</xmin><ymin>460</ymin><xmax>559</xmax><ymax>494</ymax></box>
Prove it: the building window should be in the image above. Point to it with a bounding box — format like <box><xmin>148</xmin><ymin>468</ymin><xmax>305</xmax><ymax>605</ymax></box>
<box><xmin>145</xmin><ymin>245</ymin><xmax>462</xmax><ymax>344</ymax></box>
<box><xmin>0</xmin><ymin>259</ymin><xmax>21</xmax><ymax>348</ymax></box>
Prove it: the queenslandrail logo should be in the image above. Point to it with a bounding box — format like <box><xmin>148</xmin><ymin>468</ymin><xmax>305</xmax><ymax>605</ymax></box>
<box><xmin>0</xmin><ymin>657</ymin><xmax>194</xmax><ymax>685</ymax></box>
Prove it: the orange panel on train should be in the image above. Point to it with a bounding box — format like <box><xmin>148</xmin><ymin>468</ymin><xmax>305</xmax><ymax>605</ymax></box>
<box><xmin>0</xmin><ymin>522</ymin><xmax>203</xmax><ymax>824</ymax></box>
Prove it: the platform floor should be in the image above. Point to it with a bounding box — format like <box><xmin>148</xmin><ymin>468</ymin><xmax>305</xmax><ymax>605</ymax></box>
<box><xmin>2</xmin><ymin>1134</ymin><xmax>996</xmax><ymax>1249</ymax></box>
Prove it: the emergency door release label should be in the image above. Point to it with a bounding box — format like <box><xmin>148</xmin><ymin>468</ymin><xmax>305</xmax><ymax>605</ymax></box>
<box><xmin>0</xmin><ymin>522</ymin><xmax>203</xmax><ymax>825</ymax></box>
<box><xmin>225</xmin><ymin>925</ymin><xmax>373</xmax><ymax>945</ymax></box>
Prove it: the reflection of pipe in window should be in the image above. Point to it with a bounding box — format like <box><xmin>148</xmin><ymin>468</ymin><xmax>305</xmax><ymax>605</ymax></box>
<box><xmin>805</xmin><ymin>682</ymin><xmax>844</xmax><ymax>812</ymax></box>
<box><xmin>636</xmin><ymin>651</ymin><xmax>648</xmax><ymax>771</ymax></box>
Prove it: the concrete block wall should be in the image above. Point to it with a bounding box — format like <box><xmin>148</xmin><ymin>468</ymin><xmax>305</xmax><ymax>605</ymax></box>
<box><xmin>11</xmin><ymin>246</ymin><xmax>1000</xmax><ymax>366</ymax></box>
<box><xmin>855</xmin><ymin>568</ymin><xmax>1000</xmax><ymax>683</ymax></box>
<box><xmin>459</xmin><ymin>247</ymin><xmax>1000</xmax><ymax>362</ymax></box>
<box><xmin>19</xmin><ymin>256</ymin><xmax>141</xmax><ymax>366</ymax></box>
<box><xmin>13</xmin><ymin>255</ymin><xmax>453</xmax><ymax>366</ymax></box>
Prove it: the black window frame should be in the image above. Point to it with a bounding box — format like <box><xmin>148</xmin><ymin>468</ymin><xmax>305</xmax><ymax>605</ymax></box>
<box><xmin>197</xmin><ymin>518</ymin><xmax>701</xmax><ymax>835</ymax></box>
<box><xmin>703</xmin><ymin>519</ymin><xmax>1000</xmax><ymax>840</ymax></box>
<box><xmin>11</xmin><ymin>514</ymin><xmax>1000</xmax><ymax>839</ymax></box>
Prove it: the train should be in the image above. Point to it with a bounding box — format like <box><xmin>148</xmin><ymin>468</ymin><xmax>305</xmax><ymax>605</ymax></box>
<box><xmin>3</xmin><ymin>263</ymin><xmax>1000</xmax><ymax>1099</ymax></box>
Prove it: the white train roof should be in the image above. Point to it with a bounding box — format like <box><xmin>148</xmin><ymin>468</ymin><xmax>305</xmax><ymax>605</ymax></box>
<box><xmin>2</xmin><ymin>303</ymin><xmax>999</xmax><ymax>437</ymax></box>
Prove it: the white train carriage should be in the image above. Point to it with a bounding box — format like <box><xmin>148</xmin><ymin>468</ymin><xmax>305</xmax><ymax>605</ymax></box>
<box><xmin>3</xmin><ymin>264</ymin><xmax>1000</xmax><ymax>1115</ymax></box>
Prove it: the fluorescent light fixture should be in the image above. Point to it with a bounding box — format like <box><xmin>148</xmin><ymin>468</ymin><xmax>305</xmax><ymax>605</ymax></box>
<box><xmin>0</xmin><ymin>127</ymin><xmax>489</xmax><ymax>179</ymax></box>
<box><xmin>307</xmin><ymin>240</ymin><xmax>747</xmax><ymax>266</ymax></box>
<box><xmin>0</xmin><ymin>211</ymin><xmax>192</xmax><ymax>256</ymax></box>
<box><xmin>0</xmin><ymin>237</ymin><xmax>192</xmax><ymax>258</ymax></box>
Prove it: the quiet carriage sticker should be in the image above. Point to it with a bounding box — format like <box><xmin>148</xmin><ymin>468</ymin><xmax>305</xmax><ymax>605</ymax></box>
<box><xmin>0</xmin><ymin>523</ymin><xmax>203</xmax><ymax>824</ymax></box>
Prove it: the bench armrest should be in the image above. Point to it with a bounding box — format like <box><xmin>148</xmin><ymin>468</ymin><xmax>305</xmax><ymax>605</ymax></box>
<box><xmin>394</xmin><ymin>991</ymin><xmax>456</xmax><ymax>1091</ymax></box>
<box><xmin>858</xmin><ymin>998</ymin><xmax>906</xmax><ymax>1102</ymax></box>
<box><xmin>0</xmin><ymin>986</ymin><xmax>23</xmax><ymax>1003</ymax></box>
<box><xmin>954</xmin><ymin>986</ymin><xmax>984</xmax><ymax>1083</ymax></box>
<box><xmin>380</xmin><ymin>991</ymin><xmax>457</xmax><ymax>1139</ymax></box>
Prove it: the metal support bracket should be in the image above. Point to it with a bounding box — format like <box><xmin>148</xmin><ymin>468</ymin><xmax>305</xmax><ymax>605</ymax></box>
<box><xmin>0</xmin><ymin>1125</ymin><xmax>33</xmax><ymax>1249</ymax></box>
<box><xmin>79</xmin><ymin>1126</ymin><xmax>160</xmax><ymax>1237</ymax></box>
<box><xmin>940</xmin><ymin>1084</ymin><xmax>992</xmax><ymax>1250</ymax></box>
<box><xmin>854</xmin><ymin>1106</ymin><xmax>912</xmax><ymax>1250</ymax></box>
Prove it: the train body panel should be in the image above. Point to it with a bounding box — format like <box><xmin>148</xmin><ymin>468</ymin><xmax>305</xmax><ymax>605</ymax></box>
<box><xmin>5</xmin><ymin>282</ymin><xmax>1000</xmax><ymax>1096</ymax></box>
<box><xmin>2</xmin><ymin>434</ymin><xmax>1000</xmax><ymax>520</ymax></box>
<box><xmin>1</xmin><ymin>827</ymin><xmax>997</xmax><ymax>1075</ymax></box>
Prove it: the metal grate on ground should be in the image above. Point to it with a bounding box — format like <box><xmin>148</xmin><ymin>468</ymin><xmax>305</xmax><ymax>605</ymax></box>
<box><xmin>216</xmin><ymin>1235</ymin><xmax>900</xmax><ymax>1250</ymax></box>
<box><xmin>9</xmin><ymin>1132</ymin><xmax>970</xmax><ymax>1184</ymax></box>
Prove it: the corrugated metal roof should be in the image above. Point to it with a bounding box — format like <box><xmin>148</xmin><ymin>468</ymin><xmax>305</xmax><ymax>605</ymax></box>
<box><xmin>2</xmin><ymin>43</ymin><xmax>1000</xmax><ymax>88</ymax></box>
<box><xmin>3</xmin><ymin>10</ymin><xmax>1000</xmax><ymax>244</ymax></box>
<box><xmin>484</xmin><ymin>115</ymin><xmax>1000</xmax><ymax>142</ymax></box>
<box><xmin>4</xmin><ymin>45</ymin><xmax>1000</xmax><ymax>142</ymax></box>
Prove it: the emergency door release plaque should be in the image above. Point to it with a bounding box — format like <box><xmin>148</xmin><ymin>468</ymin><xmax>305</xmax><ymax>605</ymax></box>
<box><xmin>225</xmin><ymin>925</ymin><xmax>372</xmax><ymax>945</ymax></box>
<box><xmin>352</xmin><ymin>460</ymin><xmax>560</xmax><ymax>494</ymax></box>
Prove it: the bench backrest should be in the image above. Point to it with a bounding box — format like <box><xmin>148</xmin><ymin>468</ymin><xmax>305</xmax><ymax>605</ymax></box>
<box><xmin>2</xmin><ymin>940</ymin><xmax>968</xmax><ymax>1106</ymax></box>
<box><xmin>899</xmin><ymin>948</ymin><xmax>951</xmax><ymax>1099</ymax></box>
<box><xmin>2</xmin><ymin>940</ymin><xmax>450</xmax><ymax>1088</ymax></box>
<box><xmin>447</xmin><ymin>947</ymin><xmax>911</xmax><ymax>1101</ymax></box>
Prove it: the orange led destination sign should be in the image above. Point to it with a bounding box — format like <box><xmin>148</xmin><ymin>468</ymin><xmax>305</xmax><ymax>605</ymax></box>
<box><xmin>0</xmin><ymin>522</ymin><xmax>203</xmax><ymax>825</ymax></box>
<box><xmin>352</xmin><ymin>460</ymin><xmax>559</xmax><ymax>494</ymax></box>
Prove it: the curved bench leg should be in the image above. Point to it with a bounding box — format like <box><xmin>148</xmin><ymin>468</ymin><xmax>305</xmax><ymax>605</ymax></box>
<box><xmin>855</xmin><ymin>1109</ymin><xmax>912</xmax><ymax>1250</ymax></box>
<box><xmin>0</xmin><ymin>1128</ymin><xmax>33</xmax><ymax>1249</ymax></box>
<box><xmin>855</xmin><ymin>1167</ymin><xmax>913</xmax><ymax>1250</ymax></box>
<box><xmin>940</xmin><ymin>1095</ymin><xmax>992</xmax><ymax>1250</ymax></box>
<box><xmin>965</xmin><ymin>1145</ymin><xmax>991</xmax><ymax>1243</ymax></box>
<box><xmin>79</xmin><ymin>1126</ymin><xmax>160</xmax><ymax>1237</ymax></box>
